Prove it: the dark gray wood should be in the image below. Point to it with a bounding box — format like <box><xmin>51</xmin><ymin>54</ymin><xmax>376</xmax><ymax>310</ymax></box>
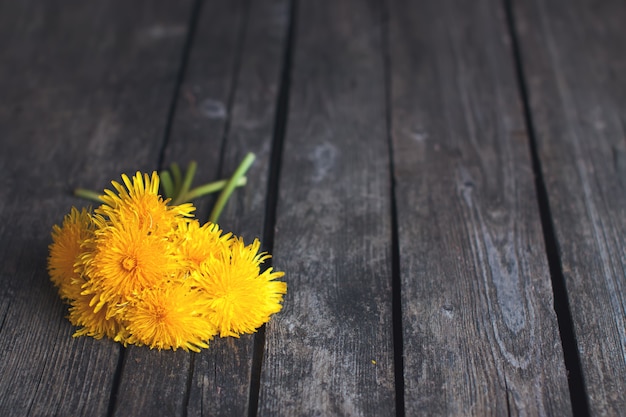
<box><xmin>388</xmin><ymin>0</ymin><xmax>572</xmax><ymax>414</ymax></box>
<box><xmin>113</xmin><ymin>348</ymin><xmax>191</xmax><ymax>417</ymax></box>
<box><xmin>160</xmin><ymin>0</ymin><xmax>247</xmax><ymax>218</ymax></box>
<box><xmin>0</xmin><ymin>0</ymin><xmax>193</xmax><ymax>416</ymax></box>
<box><xmin>111</xmin><ymin>1</ymin><xmax>290</xmax><ymax>416</ymax></box>
<box><xmin>258</xmin><ymin>0</ymin><xmax>397</xmax><ymax>415</ymax></box>
<box><xmin>513</xmin><ymin>0</ymin><xmax>626</xmax><ymax>414</ymax></box>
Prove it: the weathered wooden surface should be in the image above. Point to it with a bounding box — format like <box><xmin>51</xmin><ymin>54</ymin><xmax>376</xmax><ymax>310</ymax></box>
<box><xmin>0</xmin><ymin>0</ymin><xmax>624</xmax><ymax>415</ymax></box>
<box><xmin>513</xmin><ymin>0</ymin><xmax>626</xmax><ymax>414</ymax></box>
<box><xmin>258</xmin><ymin>0</ymin><xmax>397</xmax><ymax>415</ymax></box>
<box><xmin>388</xmin><ymin>0</ymin><xmax>572</xmax><ymax>414</ymax></box>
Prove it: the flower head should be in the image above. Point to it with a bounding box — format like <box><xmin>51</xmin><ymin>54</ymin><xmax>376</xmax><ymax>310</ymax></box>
<box><xmin>123</xmin><ymin>283</ymin><xmax>216</xmax><ymax>352</ymax></box>
<box><xmin>68</xmin><ymin>293</ymin><xmax>127</xmax><ymax>341</ymax></box>
<box><xmin>48</xmin><ymin>207</ymin><xmax>94</xmax><ymax>300</ymax></box>
<box><xmin>177</xmin><ymin>221</ymin><xmax>232</xmax><ymax>272</ymax></box>
<box><xmin>195</xmin><ymin>238</ymin><xmax>287</xmax><ymax>337</ymax></box>
<box><xmin>97</xmin><ymin>171</ymin><xmax>195</xmax><ymax>233</ymax></box>
<box><xmin>80</xmin><ymin>218</ymin><xmax>183</xmax><ymax>315</ymax></box>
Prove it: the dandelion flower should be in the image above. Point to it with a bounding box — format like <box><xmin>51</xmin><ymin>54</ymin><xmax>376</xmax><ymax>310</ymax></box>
<box><xmin>68</xmin><ymin>293</ymin><xmax>127</xmax><ymax>341</ymax></box>
<box><xmin>81</xmin><ymin>219</ymin><xmax>182</xmax><ymax>314</ymax></box>
<box><xmin>48</xmin><ymin>207</ymin><xmax>94</xmax><ymax>301</ymax></box>
<box><xmin>195</xmin><ymin>238</ymin><xmax>287</xmax><ymax>337</ymax></box>
<box><xmin>177</xmin><ymin>220</ymin><xmax>232</xmax><ymax>271</ymax></box>
<box><xmin>123</xmin><ymin>283</ymin><xmax>217</xmax><ymax>351</ymax></box>
<box><xmin>97</xmin><ymin>172</ymin><xmax>195</xmax><ymax>233</ymax></box>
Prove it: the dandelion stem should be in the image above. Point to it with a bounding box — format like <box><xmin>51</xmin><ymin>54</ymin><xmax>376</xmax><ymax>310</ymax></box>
<box><xmin>74</xmin><ymin>168</ymin><xmax>248</xmax><ymax>206</ymax></box>
<box><xmin>184</xmin><ymin>177</ymin><xmax>247</xmax><ymax>201</ymax></box>
<box><xmin>74</xmin><ymin>188</ymin><xmax>103</xmax><ymax>203</ymax></box>
<box><xmin>160</xmin><ymin>170</ymin><xmax>175</xmax><ymax>200</ymax></box>
<box><xmin>173</xmin><ymin>161</ymin><xmax>198</xmax><ymax>205</ymax></box>
<box><xmin>170</xmin><ymin>163</ymin><xmax>183</xmax><ymax>195</ymax></box>
<box><xmin>209</xmin><ymin>153</ymin><xmax>256</xmax><ymax>224</ymax></box>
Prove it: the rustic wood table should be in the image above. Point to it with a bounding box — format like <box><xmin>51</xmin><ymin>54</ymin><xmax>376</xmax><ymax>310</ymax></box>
<box><xmin>1</xmin><ymin>0</ymin><xmax>624</xmax><ymax>415</ymax></box>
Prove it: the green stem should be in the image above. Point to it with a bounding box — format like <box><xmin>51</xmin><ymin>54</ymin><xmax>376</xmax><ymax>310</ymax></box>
<box><xmin>74</xmin><ymin>173</ymin><xmax>248</xmax><ymax>206</ymax></box>
<box><xmin>170</xmin><ymin>163</ymin><xmax>182</xmax><ymax>196</ymax></box>
<box><xmin>209</xmin><ymin>153</ymin><xmax>256</xmax><ymax>224</ymax></box>
<box><xmin>183</xmin><ymin>176</ymin><xmax>247</xmax><ymax>201</ymax></box>
<box><xmin>74</xmin><ymin>188</ymin><xmax>103</xmax><ymax>203</ymax></box>
<box><xmin>159</xmin><ymin>170</ymin><xmax>175</xmax><ymax>200</ymax></box>
<box><xmin>172</xmin><ymin>161</ymin><xmax>197</xmax><ymax>205</ymax></box>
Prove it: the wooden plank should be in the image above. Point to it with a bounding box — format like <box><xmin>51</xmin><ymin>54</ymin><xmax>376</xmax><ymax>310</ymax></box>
<box><xmin>0</xmin><ymin>1</ymin><xmax>193</xmax><ymax>416</ymax></box>
<box><xmin>257</xmin><ymin>0</ymin><xmax>397</xmax><ymax>415</ymax></box>
<box><xmin>110</xmin><ymin>1</ymin><xmax>290</xmax><ymax>416</ymax></box>
<box><xmin>387</xmin><ymin>0</ymin><xmax>572</xmax><ymax>414</ymax></box>
<box><xmin>512</xmin><ymin>0</ymin><xmax>626</xmax><ymax>414</ymax></box>
<box><xmin>185</xmin><ymin>1</ymin><xmax>289</xmax><ymax>415</ymax></box>
<box><xmin>159</xmin><ymin>0</ymin><xmax>247</xmax><ymax>217</ymax></box>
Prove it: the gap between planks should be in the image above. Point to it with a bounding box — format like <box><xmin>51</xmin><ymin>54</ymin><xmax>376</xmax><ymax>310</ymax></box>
<box><xmin>381</xmin><ymin>0</ymin><xmax>406</xmax><ymax>416</ymax></box>
<box><xmin>248</xmin><ymin>0</ymin><xmax>298</xmax><ymax>416</ymax></box>
<box><xmin>502</xmin><ymin>0</ymin><xmax>589</xmax><ymax>415</ymax></box>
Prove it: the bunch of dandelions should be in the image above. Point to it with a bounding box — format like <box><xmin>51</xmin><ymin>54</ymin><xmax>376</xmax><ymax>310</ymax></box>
<box><xmin>47</xmin><ymin>154</ymin><xmax>287</xmax><ymax>352</ymax></box>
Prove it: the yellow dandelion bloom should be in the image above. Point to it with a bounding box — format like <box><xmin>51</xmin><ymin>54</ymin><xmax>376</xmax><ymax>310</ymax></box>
<box><xmin>48</xmin><ymin>207</ymin><xmax>94</xmax><ymax>301</ymax></box>
<box><xmin>123</xmin><ymin>284</ymin><xmax>217</xmax><ymax>352</ymax></box>
<box><xmin>177</xmin><ymin>220</ymin><xmax>233</xmax><ymax>271</ymax></box>
<box><xmin>68</xmin><ymin>293</ymin><xmax>127</xmax><ymax>341</ymax></box>
<box><xmin>195</xmin><ymin>238</ymin><xmax>287</xmax><ymax>337</ymax></box>
<box><xmin>81</xmin><ymin>220</ymin><xmax>183</xmax><ymax>314</ymax></box>
<box><xmin>97</xmin><ymin>172</ymin><xmax>195</xmax><ymax>233</ymax></box>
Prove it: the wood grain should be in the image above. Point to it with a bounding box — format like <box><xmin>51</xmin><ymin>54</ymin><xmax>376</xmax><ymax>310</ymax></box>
<box><xmin>257</xmin><ymin>0</ymin><xmax>397</xmax><ymax>415</ymax></box>
<box><xmin>0</xmin><ymin>1</ymin><xmax>193</xmax><ymax>416</ymax></box>
<box><xmin>387</xmin><ymin>0</ymin><xmax>572</xmax><ymax>414</ymax></box>
<box><xmin>513</xmin><ymin>0</ymin><xmax>626</xmax><ymax>414</ymax></box>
